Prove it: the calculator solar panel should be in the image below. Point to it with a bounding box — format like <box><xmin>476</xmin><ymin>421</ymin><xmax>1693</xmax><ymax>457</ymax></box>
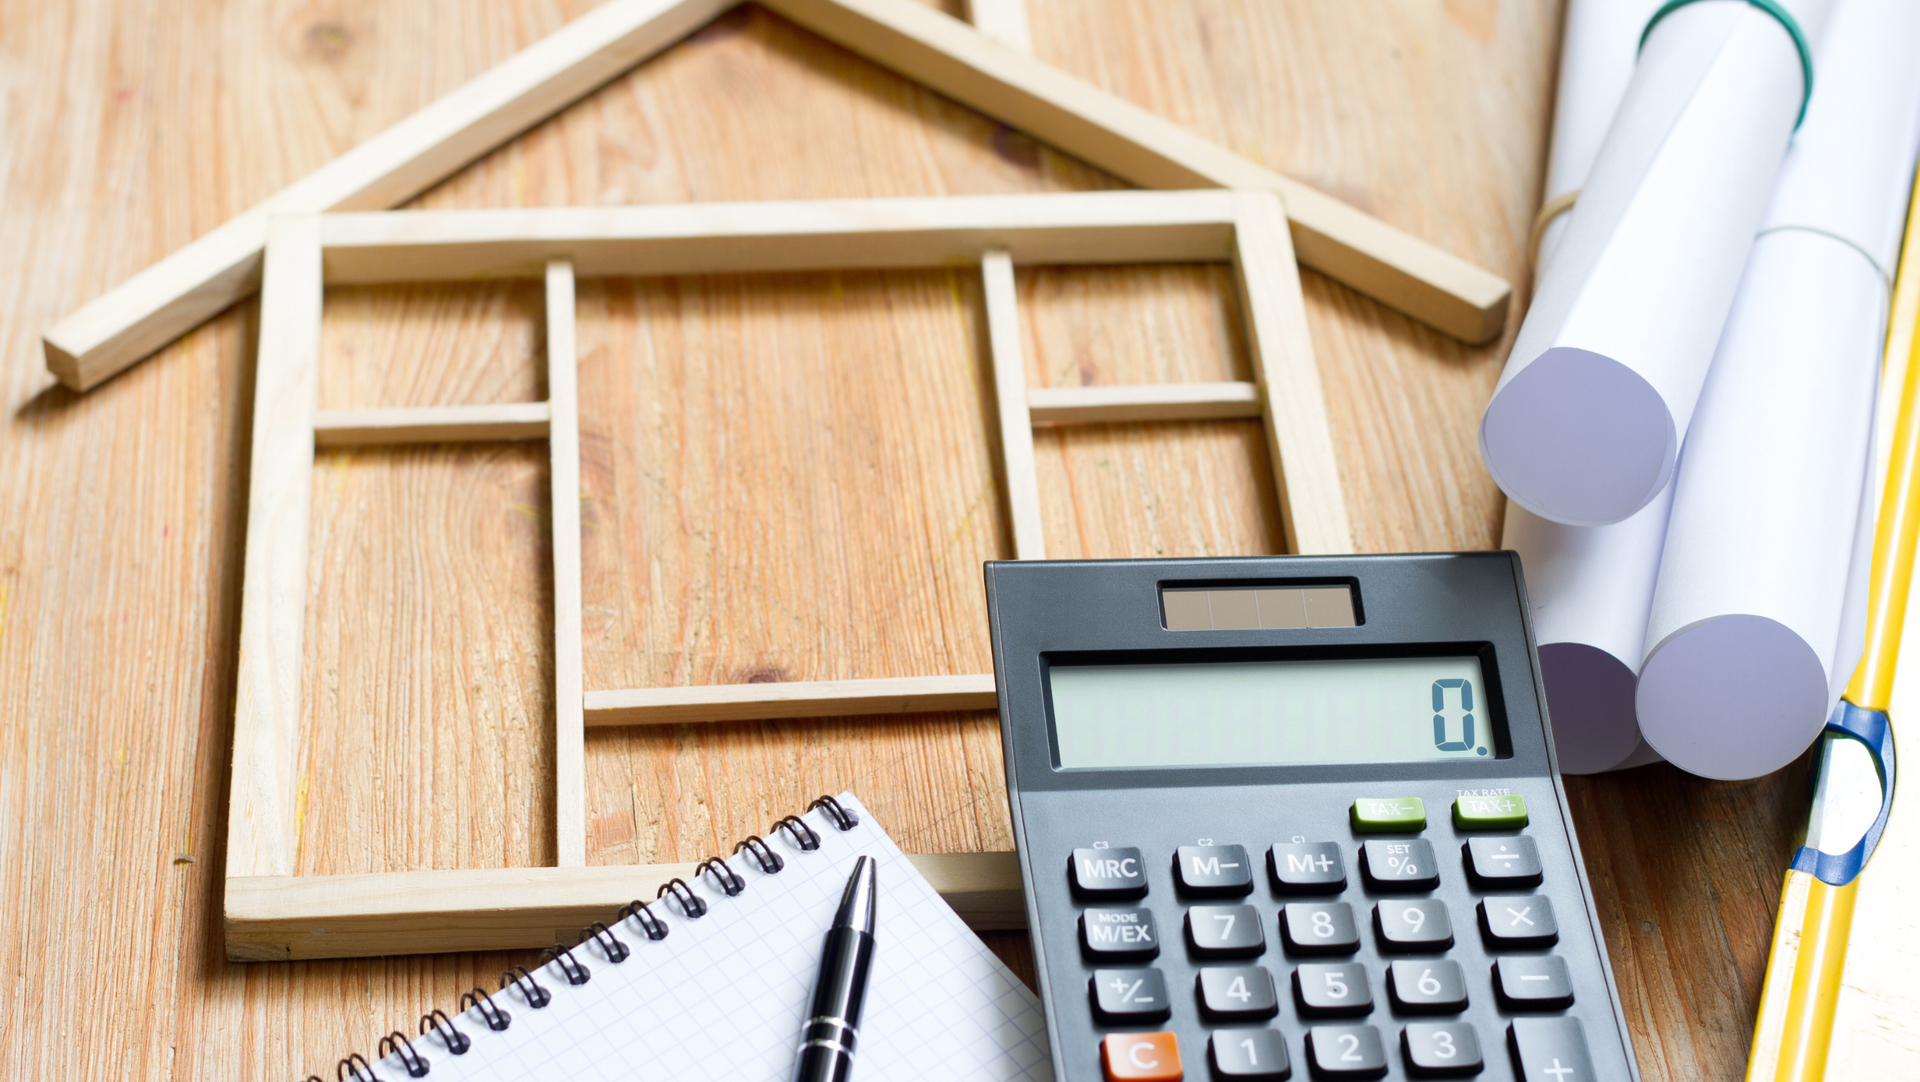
<box><xmin>984</xmin><ymin>554</ymin><xmax>1638</xmax><ymax>1082</ymax></box>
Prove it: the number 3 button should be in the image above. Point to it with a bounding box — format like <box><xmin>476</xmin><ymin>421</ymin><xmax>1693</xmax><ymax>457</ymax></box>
<box><xmin>1402</xmin><ymin>1022</ymin><xmax>1483</xmax><ymax>1077</ymax></box>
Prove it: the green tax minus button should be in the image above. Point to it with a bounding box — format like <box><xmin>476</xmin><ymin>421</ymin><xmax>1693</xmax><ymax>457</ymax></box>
<box><xmin>1350</xmin><ymin>797</ymin><xmax>1426</xmax><ymax>832</ymax></box>
<box><xmin>1453</xmin><ymin>794</ymin><xmax>1528</xmax><ymax>829</ymax></box>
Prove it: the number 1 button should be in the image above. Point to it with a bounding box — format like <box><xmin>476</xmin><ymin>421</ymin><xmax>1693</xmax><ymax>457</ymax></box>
<box><xmin>1101</xmin><ymin>1032</ymin><xmax>1183</xmax><ymax>1082</ymax></box>
<box><xmin>1210</xmin><ymin>1030</ymin><xmax>1290</xmax><ymax>1079</ymax></box>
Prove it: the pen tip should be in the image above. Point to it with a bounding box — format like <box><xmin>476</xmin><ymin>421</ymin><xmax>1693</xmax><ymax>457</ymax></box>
<box><xmin>834</xmin><ymin>855</ymin><xmax>878</xmax><ymax>933</ymax></box>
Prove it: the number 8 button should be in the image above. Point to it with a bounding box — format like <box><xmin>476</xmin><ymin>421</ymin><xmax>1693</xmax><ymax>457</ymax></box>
<box><xmin>1280</xmin><ymin>902</ymin><xmax>1360</xmax><ymax>955</ymax></box>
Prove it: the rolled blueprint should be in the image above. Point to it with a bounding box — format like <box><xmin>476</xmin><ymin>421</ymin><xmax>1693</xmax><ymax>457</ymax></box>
<box><xmin>1482</xmin><ymin>0</ymin><xmax>1831</xmax><ymax>526</ymax></box>
<box><xmin>1638</xmin><ymin>0</ymin><xmax>1920</xmax><ymax>780</ymax></box>
<box><xmin>1512</xmin><ymin>0</ymin><xmax>1670</xmax><ymax>774</ymax></box>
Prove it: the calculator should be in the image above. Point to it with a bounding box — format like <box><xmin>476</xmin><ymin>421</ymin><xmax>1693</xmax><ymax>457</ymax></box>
<box><xmin>984</xmin><ymin>554</ymin><xmax>1638</xmax><ymax>1082</ymax></box>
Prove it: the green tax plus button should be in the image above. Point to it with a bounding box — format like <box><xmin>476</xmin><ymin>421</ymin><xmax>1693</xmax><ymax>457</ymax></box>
<box><xmin>1453</xmin><ymin>794</ymin><xmax>1528</xmax><ymax>829</ymax></box>
<box><xmin>1350</xmin><ymin>797</ymin><xmax>1426</xmax><ymax>832</ymax></box>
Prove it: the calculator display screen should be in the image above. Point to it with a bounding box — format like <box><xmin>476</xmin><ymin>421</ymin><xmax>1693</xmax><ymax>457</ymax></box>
<box><xmin>1046</xmin><ymin>656</ymin><xmax>1495</xmax><ymax>769</ymax></box>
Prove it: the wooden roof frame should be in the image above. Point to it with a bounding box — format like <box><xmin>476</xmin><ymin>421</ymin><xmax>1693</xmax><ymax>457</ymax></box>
<box><xmin>43</xmin><ymin>0</ymin><xmax>1512</xmax><ymax>393</ymax></box>
<box><xmin>224</xmin><ymin>188</ymin><xmax>1349</xmax><ymax>960</ymax></box>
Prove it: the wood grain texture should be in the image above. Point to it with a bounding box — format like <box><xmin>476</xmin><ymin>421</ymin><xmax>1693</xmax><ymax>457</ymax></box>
<box><xmin>312</xmin><ymin>402</ymin><xmax>553</xmax><ymax>446</ymax></box>
<box><xmin>983</xmin><ymin>248</ymin><xmax>1047</xmax><ymax>559</ymax></box>
<box><xmin>585</xmin><ymin>673</ymin><xmax>998</xmax><ymax>725</ymax></box>
<box><xmin>0</xmin><ymin>2</ymin><xmax>1805</xmax><ymax>1080</ymax></box>
<box><xmin>1027</xmin><ymin>381</ymin><xmax>1262</xmax><ymax>424</ymax></box>
<box><xmin>546</xmin><ymin>260</ymin><xmax>587</xmax><ymax>869</ymax></box>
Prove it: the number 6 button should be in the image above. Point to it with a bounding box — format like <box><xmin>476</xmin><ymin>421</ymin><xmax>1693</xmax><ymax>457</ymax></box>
<box><xmin>1281</xmin><ymin>902</ymin><xmax>1360</xmax><ymax>955</ymax></box>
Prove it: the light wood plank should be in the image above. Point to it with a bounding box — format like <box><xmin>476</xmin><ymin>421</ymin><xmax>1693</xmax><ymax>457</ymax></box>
<box><xmin>963</xmin><ymin>0</ymin><xmax>1032</xmax><ymax>53</ymax></box>
<box><xmin>1028</xmin><ymin>381</ymin><xmax>1261</xmax><ymax>424</ymax></box>
<box><xmin>1232</xmin><ymin>191</ymin><xmax>1354</xmax><ymax>556</ymax></box>
<box><xmin>547</xmin><ymin>261</ymin><xmax>587</xmax><ymax>870</ymax></box>
<box><xmin>983</xmin><ymin>249</ymin><xmax>1047</xmax><ymax>561</ymax></box>
<box><xmin>583</xmin><ymin>674</ymin><xmax>999</xmax><ymax>726</ymax></box>
<box><xmin>760</xmin><ymin>0</ymin><xmax>1510</xmax><ymax>343</ymax></box>
<box><xmin>226</xmin><ymin>216</ymin><xmax>324</xmax><ymax>881</ymax></box>
<box><xmin>311</xmin><ymin>402</ymin><xmax>552</xmax><ymax>446</ymax></box>
<box><xmin>42</xmin><ymin>0</ymin><xmax>733</xmax><ymax>391</ymax></box>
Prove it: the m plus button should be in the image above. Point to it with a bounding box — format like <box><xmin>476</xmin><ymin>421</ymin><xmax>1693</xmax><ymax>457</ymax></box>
<box><xmin>1072</xmin><ymin>847</ymin><xmax>1149</xmax><ymax>900</ymax></box>
<box><xmin>1269</xmin><ymin>842</ymin><xmax>1347</xmax><ymax>893</ymax></box>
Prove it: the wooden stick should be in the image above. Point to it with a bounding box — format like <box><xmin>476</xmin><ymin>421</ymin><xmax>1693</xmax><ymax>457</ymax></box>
<box><xmin>45</xmin><ymin>0</ymin><xmax>1510</xmax><ymax>392</ymax></box>
<box><xmin>1232</xmin><ymin>191</ymin><xmax>1353</xmax><ymax>555</ymax></box>
<box><xmin>1027</xmin><ymin>381</ymin><xmax>1262</xmax><ymax>424</ymax></box>
<box><xmin>962</xmin><ymin>0</ymin><xmax>1031</xmax><ymax>53</ymax></box>
<box><xmin>226</xmin><ymin>216</ymin><xmax>325</xmax><ymax>881</ymax></box>
<box><xmin>547</xmin><ymin>261</ymin><xmax>587</xmax><ymax>870</ymax></box>
<box><xmin>583</xmin><ymin>673</ymin><xmax>998</xmax><ymax>726</ymax></box>
<box><xmin>224</xmin><ymin>850</ymin><xmax>1023</xmax><ymax>960</ymax></box>
<box><xmin>981</xmin><ymin>250</ymin><xmax>1047</xmax><ymax>561</ymax></box>
<box><xmin>311</xmin><ymin>402</ymin><xmax>552</xmax><ymax>446</ymax></box>
<box><xmin>759</xmin><ymin>0</ymin><xmax>1510</xmax><ymax>343</ymax></box>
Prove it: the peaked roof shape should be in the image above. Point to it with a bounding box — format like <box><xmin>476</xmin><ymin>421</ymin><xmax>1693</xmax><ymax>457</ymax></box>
<box><xmin>43</xmin><ymin>0</ymin><xmax>1512</xmax><ymax>392</ymax></box>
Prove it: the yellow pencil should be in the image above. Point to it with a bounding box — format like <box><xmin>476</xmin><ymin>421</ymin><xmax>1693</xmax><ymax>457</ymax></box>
<box><xmin>1744</xmin><ymin>162</ymin><xmax>1920</xmax><ymax>1082</ymax></box>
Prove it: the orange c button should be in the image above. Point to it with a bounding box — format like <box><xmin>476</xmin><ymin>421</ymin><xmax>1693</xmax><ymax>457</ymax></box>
<box><xmin>1101</xmin><ymin>1031</ymin><xmax>1182</xmax><ymax>1081</ymax></box>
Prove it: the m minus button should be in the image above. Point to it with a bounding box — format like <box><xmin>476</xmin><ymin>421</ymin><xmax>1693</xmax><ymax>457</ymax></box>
<box><xmin>1072</xmin><ymin>847</ymin><xmax>1149</xmax><ymax>900</ymax></box>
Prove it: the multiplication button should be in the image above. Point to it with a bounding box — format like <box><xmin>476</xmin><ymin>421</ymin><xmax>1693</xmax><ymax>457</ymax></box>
<box><xmin>1359</xmin><ymin>839</ymin><xmax>1440</xmax><ymax>890</ymax></box>
<box><xmin>1072</xmin><ymin>847</ymin><xmax>1148</xmax><ymax>900</ymax></box>
<box><xmin>1465</xmin><ymin>835</ymin><xmax>1543</xmax><ymax>888</ymax></box>
<box><xmin>1479</xmin><ymin>895</ymin><xmax>1558</xmax><ymax>948</ymax></box>
<box><xmin>1269</xmin><ymin>841</ymin><xmax>1346</xmax><ymax>893</ymax></box>
<box><xmin>1091</xmin><ymin>968</ymin><xmax>1173</xmax><ymax>1023</ymax></box>
<box><xmin>1082</xmin><ymin>907</ymin><xmax>1160</xmax><ymax>961</ymax></box>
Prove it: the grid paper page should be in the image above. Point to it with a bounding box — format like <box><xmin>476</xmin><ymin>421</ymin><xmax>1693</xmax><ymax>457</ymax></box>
<box><xmin>373</xmin><ymin>793</ymin><xmax>1052</xmax><ymax>1082</ymax></box>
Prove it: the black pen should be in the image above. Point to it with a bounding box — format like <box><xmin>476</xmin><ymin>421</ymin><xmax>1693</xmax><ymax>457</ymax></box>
<box><xmin>792</xmin><ymin>855</ymin><xmax>878</xmax><ymax>1082</ymax></box>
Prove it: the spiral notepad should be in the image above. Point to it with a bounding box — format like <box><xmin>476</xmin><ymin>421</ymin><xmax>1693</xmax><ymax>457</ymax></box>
<box><xmin>333</xmin><ymin>792</ymin><xmax>1052</xmax><ymax>1082</ymax></box>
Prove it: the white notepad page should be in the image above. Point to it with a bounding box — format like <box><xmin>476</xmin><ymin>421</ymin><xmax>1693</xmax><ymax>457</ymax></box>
<box><xmin>373</xmin><ymin>792</ymin><xmax>1052</xmax><ymax>1082</ymax></box>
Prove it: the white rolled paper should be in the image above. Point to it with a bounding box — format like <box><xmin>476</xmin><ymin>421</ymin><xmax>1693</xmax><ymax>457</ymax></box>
<box><xmin>1637</xmin><ymin>0</ymin><xmax>1920</xmax><ymax>780</ymax></box>
<box><xmin>1483</xmin><ymin>0</ymin><xmax>1831</xmax><ymax>526</ymax></box>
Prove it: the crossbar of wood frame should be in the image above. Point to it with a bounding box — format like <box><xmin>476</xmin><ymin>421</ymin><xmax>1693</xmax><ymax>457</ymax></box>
<box><xmin>224</xmin><ymin>188</ymin><xmax>1352</xmax><ymax>959</ymax></box>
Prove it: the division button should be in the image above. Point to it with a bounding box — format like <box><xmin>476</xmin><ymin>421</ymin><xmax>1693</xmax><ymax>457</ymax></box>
<box><xmin>1305</xmin><ymin>1025</ymin><xmax>1389</xmax><ymax>1079</ymax></box>
<box><xmin>1493</xmin><ymin>956</ymin><xmax>1575</xmax><ymax>1011</ymax></box>
<box><xmin>1465</xmin><ymin>835</ymin><xmax>1543</xmax><ymax>888</ymax></box>
<box><xmin>1508</xmin><ymin>1018</ymin><xmax>1597</xmax><ymax>1082</ymax></box>
<box><xmin>1292</xmin><ymin>963</ymin><xmax>1373</xmax><ymax>1018</ymax></box>
<box><xmin>1197</xmin><ymin>965</ymin><xmax>1280</xmax><ymax>1021</ymax></box>
<box><xmin>1401</xmin><ymin>1022</ymin><xmax>1483</xmax><ymax>1077</ymax></box>
<box><xmin>1176</xmin><ymin>844</ymin><xmax>1255</xmax><ymax>896</ymax></box>
<box><xmin>1387</xmin><ymin>960</ymin><xmax>1470</xmax><ymax>1013</ymax></box>
<box><xmin>1359</xmin><ymin>839</ymin><xmax>1440</xmax><ymax>891</ymax></box>
<box><xmin>1082</xmin><ymin>907</ymin><xmax>1160</xmax><ymax>962</ymax></box>
<box><xmin>1350</xmin><ymin>797</ymin><xmax>1427</xmax><ymax>833</ymax></box>
<box><xmin>1091</xmin><ymin>967</ymin><xmax>1174</xmax><ymax>1023</ymax></box>
<box><xmin>1101</xmin><ymin>1031</ymin><xmax>1184</xmax><ymax>1082</ymax></box>
<box><xmin>1210</xmin><ymin>1029</ymin><xmax>1291</xmax><ymax>1079</ymax></box>
<box><xmin>1186</xmin><ymin>904</ymin><xmax>1266</xmax><ymax>958</ymax></box>
<box><xmin>1479</xmin><ymin>895</ymin><xmax>1559</xmax><ymax>949</ymax></box>
<box><xmin>1073</xmin><ymin>847</ymin><xmax>1149</xmax><ymax>901</ymax></box>
<box><xmin>1269</xmin><ymin>841</ymin><xmax>1347</xmax><ymax>894</ymax></box>
<box><xmin>1374</xmin><ymin>899</ymin><xmax>1454</xmax><ymax>951</ymax></box>
<box><xmin>1453</xmin><ymin>793</ymin><xmax>1528</xmax><ymax>830</ymax></box>
<box><xmin>1280</xmin><ymin>902</ymin><xmax>1361</xmax><ymax>955</ymax></box>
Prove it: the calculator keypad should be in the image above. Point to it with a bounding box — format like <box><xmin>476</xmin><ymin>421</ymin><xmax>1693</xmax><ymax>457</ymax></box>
<box><xmin>1186</xmin><ymin>904</ymin><xmax>1265</xmax><ymax>958</ymax></box>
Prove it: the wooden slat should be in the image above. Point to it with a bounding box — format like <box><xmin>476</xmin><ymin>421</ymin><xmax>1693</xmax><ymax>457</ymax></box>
<box><xmin>547</xmin><ymin>261</ymin><xmax>586</xmax><ymax>870</ymax></box>
<box><xmin>1232</xmin><ymin>191</ymin><xmax>1354</xmax><ymax>556</ymax></box>
<box><xmin>316</xmin><ymin>191</ymin><xmax>1240</xmax><ymax>283</ymax></box>
<box><xmin>42</xmin><ymin>0</ymin><xmax>733</xmax><ymax>391</ymax></box>
<box><xmin>982</xmin><ymin>249</ymin><xmax>1047</xmax><ymax>560</ymax></box>
<box><xmin>311</xmin><ymin>402</ymin><xmax>552</xmax><ymax>446</ymax></box>
<box><xmin>226</xmin><ymin>216</ymin><xmax>324</xmax><ymax>881</ymax></box>
<box><xmin>1028</xmin><ymin>381</ymin><xmax>1262</xmax><ymax>424</ymax></box>
<box><xmin>224</xmin><ymin>850</ymin><xmax>1023</xmax><ymax>960</ymax></box>
<box><xmin>963</xmin><ymin>0</ymin><xmax>1031</xmax><ymax>52</ymax></box>
<box><xmin>583</xmin><ymin>674</ymin><xmax>999</xmax><ymax>726</ymax></box>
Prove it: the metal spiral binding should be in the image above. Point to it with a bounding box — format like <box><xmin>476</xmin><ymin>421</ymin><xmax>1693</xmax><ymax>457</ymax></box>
<box><xmin>377</xmin><ymin>1032</ymin><xmax>429</xmax><ymax>1078</ymax></box>
<box><xmin>581</xmin><ymin>920</ymin><xmax>631</xmax><ymax>963</ymax></box>
<box><xmin>540</xmin><ymin>943</ymin><xmax>592</xmax><ymax>986</ymax></box>
<box><xmin>618</xmin><ymin>897</ymin><xmax>670</xmax><ymax>941</ymax></box>
<box><xmin>773</xmin><ymin>814</ymin><xmax>821</xmax><ymax>851</ymax></box>
<box><xmin>656</xmin><ymin>877</ymin><xmax>708</xmax><ymax>918</ymax></box>
<box><xmin>458</xmin><ymin>987</ymin><xmax>510</xmax><ymax>1031</ymax></box>
<box><xmin>809</xmin><ymin>794</ymin><xmax>859</xmax><ymax>830</ymax></box>
<box><xmin>418</xmin><ymin>1009</ymin><xmax>470</xmax><ymax>1055</ymax></box>
<box><xmin>336</xmin><ymin>1052</ymin><xmax>381</xmax><ymax>1081</ymax></box>
<box><xmin>733</xmin><ymin>833</ymin><xmax>785</xmax><ymax>873</ymax></box>
<box><xmin>500</xmin><ymin>965</ymin><xmax>552</xmax><ymax>1009</ymax></box>
<box><xmin>694</xmin><ymin>855</ymin><xmax>746</xmax><ymax>896</ymax></box>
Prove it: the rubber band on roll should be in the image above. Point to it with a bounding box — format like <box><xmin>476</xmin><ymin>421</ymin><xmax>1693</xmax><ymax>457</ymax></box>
<box><xmin>1639</xmin><ymin>0</ymin><xmax>1814</xmax><ymax>128</ymax></box>
<box><xmin>1529</xmin><ymin>189</ymin><xmax>1581</xmax><ymax>271</ymax></box>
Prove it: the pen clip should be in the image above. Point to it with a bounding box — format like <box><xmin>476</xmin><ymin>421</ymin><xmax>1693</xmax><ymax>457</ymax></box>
<box><xmin>1790</xmin><ymin>700</ymin><xmax>1897</xmax><ymax>886</ymax></box>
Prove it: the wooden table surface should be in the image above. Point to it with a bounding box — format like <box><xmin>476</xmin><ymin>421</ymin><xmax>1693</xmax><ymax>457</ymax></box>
<box><xmin>0</xmin><ymin>1</ymin><xmax>1805</xmax><ymax>1078</ymax></box>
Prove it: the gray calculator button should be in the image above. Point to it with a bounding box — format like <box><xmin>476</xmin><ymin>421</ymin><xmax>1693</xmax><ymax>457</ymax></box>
<box><xmin>1305</xmin><ymin>1024</ymin><xmax>1388</xmax><ymax>1079</ymax></box>
<box><xmin>1508</xmin><ymin>1018</ymin><xmax>1597</xmax><ymax>1082</ymax></box>
<box><xmin>1465</xmin><ymin>835</ymin><xmax>1543</xmax><ymax>888</ymax></box>
<box><xmin>1072</xmin><ymin>847</ymin><xmax>1148</xmax><ymax>900</ymax></box>
<box><xmin>1359</xmin><ymin>839</ymin><xmax>1440</xmax><ymax>890</ymax></box>
<box><xmin>1187</xmin><ymin>904</ymin><xmax>1266</xmax><ymax>958</ymax></box>
<box><xmin>1090</xmin><ymin>967</ymin><xmax>1172</xmax><ymax>1023</ymax></box>
<box><xmin>1493</xmin><ymin>956</ymin><xmax>1574</xmax><ymax>1010</ymax></box>
<box><xmin>1479</xmin><ymin>895</ymin><xmax>1559</xmax><ymax>949</ymax></box>
<box><xmin>1280</xmin><ymin>902</ymin><xmax>1361</xmax><ymax>955</ymax></box>
<box><xmin>1177</xmin><ymin>844</ymin><xmax>1255</xmax><ymax>896</ymax></box>
<box><xmin>1293</xmin><ymin>963</ymin><xmax>1372</xmax><ymax>1018</ymax></box>
<box><xmin>1374</xmin><ymin>899</ymin><xmax>1454</xmax><ymax>951</ymax></box>
<box><xmin>1269</xmin><ymin>841</ymin><xmax>1346</xmax><ymax>893</ymax></box>
<box><xmin>1198</xmin><ymin>965</ymin><xmax>1280</xmax><ymax>1021</ymax></box>
<box><xmin>1081</xmin><ymin>907</ymin><xmax>1159</xmax><ymax>961</ymax></box>
<box><xmin>1210</xmin><ymin>1029</ymin><xmax>1291</xmax><ymax>1079</ymax></box>
<box><xmin>1387</xmin><ymin>960</ymin><xmax>1469</xmax><ymax>1013</ymax></box>
<box><xmin>1401</xmin><ymin>1022</ymin><xmax>1483</xmax><ymax>1077</ymax></box>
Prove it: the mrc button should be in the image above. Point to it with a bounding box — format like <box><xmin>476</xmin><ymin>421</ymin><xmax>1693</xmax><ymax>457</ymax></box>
<box><xmin>1081</xmin><ymin>907</ymin><xmax>1160</xmax><ymax>961</ymax></box>
<box><xmin>1072</xmin><ymin>847</ymin><xmax>1149</xmax><ymax>900</ymax></box>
